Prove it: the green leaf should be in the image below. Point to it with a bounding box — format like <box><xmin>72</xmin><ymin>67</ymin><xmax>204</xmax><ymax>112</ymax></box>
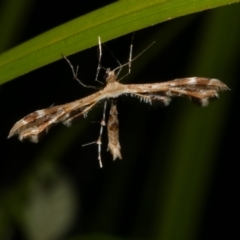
<box><xmin>0</xmin><ymin>0</ymin><xmax>239</xmax><ymax>85</ymax></box>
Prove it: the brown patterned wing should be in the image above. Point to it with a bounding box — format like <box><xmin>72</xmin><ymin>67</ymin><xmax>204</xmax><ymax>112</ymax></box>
<box><xmin>126</xmin><ymin>77</ymin><xmax>230</xmax><ymax>107</ymax></box>
<box><xmin>8</xmin><ymin>99</ymin><xmax>97</xmax><ymax>143</ymax></box>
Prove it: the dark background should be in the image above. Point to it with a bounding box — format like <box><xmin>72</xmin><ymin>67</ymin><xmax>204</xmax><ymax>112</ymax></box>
<box><xmin>0</xmin><ymin>1</ymin><xmax>238</xmax><ymax>240</ymax></box>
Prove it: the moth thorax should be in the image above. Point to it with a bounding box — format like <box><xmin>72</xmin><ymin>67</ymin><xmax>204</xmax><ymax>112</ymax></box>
<box><xmin>106</xmin><ymin>69</ymin><xmax>117</xmax><ymax>83</ymax></box>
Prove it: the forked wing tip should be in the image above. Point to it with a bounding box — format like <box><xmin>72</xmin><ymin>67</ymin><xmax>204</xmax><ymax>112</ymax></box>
<box><xmin>7</xmin><ymin>130</ymin><xmax>15</xmax><ymax>139</ymax></box>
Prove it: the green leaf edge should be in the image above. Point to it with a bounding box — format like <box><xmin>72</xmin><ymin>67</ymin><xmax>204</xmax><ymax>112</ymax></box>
<box><xmin>0</xmin><ymin>0</ymin><xmax>239</xmax><ymax>85</ymax></box>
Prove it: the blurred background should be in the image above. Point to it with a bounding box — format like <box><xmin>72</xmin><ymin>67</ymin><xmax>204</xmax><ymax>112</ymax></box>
<box><xmin>0</xmin><ymin>1</ymin><xmax>238</xmax><ymax>240</ymax></box>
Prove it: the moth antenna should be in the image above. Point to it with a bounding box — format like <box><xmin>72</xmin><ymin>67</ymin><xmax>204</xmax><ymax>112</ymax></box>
<box><xmin>101</xmin><ymin>38</ymin><xmax>123</xmax><ymax>77</ymax></box>
<box><xmin>117</xmin><ymin>40</ymin><xmax>155</xmax><ymax>81</ymax></box>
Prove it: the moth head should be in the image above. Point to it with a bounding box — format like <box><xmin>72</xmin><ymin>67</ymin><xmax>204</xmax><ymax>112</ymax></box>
<box><xmin>105</xmin><ymin>68</ymin><xmax>117</xmax><ymax>83</ymax></box>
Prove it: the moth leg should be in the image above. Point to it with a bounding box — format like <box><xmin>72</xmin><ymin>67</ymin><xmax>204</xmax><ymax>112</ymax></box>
<box><xmin>96</xmin><ymin>101</ymin><xmax>107</xmax><ymax>168</ymax></box>
<box><xmin>94</xmin><ymin>36</ymin><xmax>104</xmax><ymax>84</ymax></box>
<box><xmin>117</xmin><ymin>37</ymin><xmax>133</xmax><ymax>81</ymax></box>
<box><xmin>62</xmin><ymin>55</ymin><xmax>98</xmax><ymax>89</ymax></box>
<box><xmin>81</xmin><ymin>101</ymin><xmax>107</xmax><ymax>168</ymax></box>
<box><xmin>117</xmin><ymin>40</ymin><xmax>155</xmax><ymax>82</ymax></box>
